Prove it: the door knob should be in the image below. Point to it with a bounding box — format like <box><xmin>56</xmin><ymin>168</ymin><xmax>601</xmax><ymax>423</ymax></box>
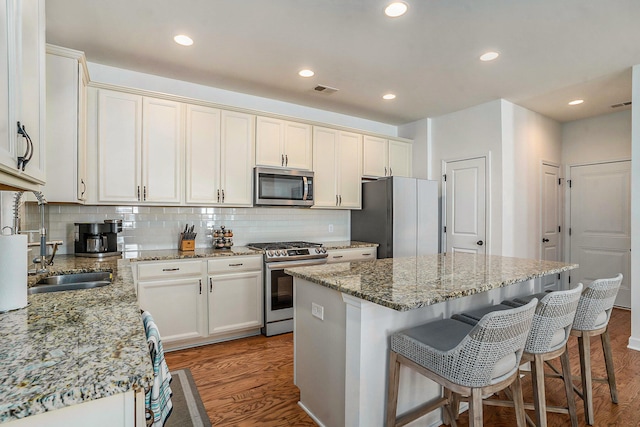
<box><xmin>542</xmin><ymin>238</ymin><xmax>550</xmax><ymax>243</ymax></box>
<box><xmin>476</xmin><ymin>240</ymin><xmax>484</xmax><ymax>246</ymax></box>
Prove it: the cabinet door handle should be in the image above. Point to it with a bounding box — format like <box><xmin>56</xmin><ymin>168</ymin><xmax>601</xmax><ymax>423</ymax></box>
<box><xmin>222</xmin><ymin>189</ymin><xmax>225</xmax><ymax>203</ymax></box>
<box><xmin>209</xmin><ymin>277</ymin><xmax>213</xmax><ymax>292</ymax></box>
<box><xmin>281</xmin><ymin>154</ymin><xmax>285</xmax><ymax>166</ymax></box>
<box><xmin>217</xmin><ymin>189</ymin><xmax>220</xmax><ymax>203</ymax></box>
<box><xmin>339</xmin><ymin>195</ymin><xmax>342</xmax><ymax>205</ymax></box>
<box><xmin>336</xmin><ymin>195</ymin><xmax>339</xmax><ymax>206</ymax></box>
<box><xmin>384</xmin><ymin>167</ymin><xmax>387</xmax><ymax>176</ymax></box>
<box><xmin>137</xmin><ymin>186</ymin><xmax>141</xmax><ymax>201</ymax></box>
<box><xmin>285</xmin><ymin>154</ymin><xmax>288</xmax><ymax>167</ymax></box>
<box><xmin>390</xmin><ymin>168</ymin><xmax>393</xmax><ymax>176</ymax></box>
<box><xmin>81</xmin><ymin>179</ymin><xmax>86</xmax><ymax>198</ymax></box>
<box><xmin>162</xmin><ymin>267</ymin><xmax>180</xmax><ymax>272</ymax></box>
<box><xmin>143</xmin><ymin>186</ymin><xmax>147</xmax><ymax>201</ymax></box>
<box><xmin>199</xmin><ymin>279</ymin><xmax>202</xmax><ymax>294</ymax></box>
<box><xmin>228</xmin><ymin>263</ymin><xmax>244</xmax><ymax>267</ymax></box>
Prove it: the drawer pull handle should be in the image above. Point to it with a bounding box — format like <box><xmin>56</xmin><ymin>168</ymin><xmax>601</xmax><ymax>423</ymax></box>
<box><xmin>333</xmin><ymin>255</ymin><xmax>343</xmax><ymax>259</ymax></box>
<box><xmin>162</xmin><ymin>268</ymin><xmax>180</xmax><ymax>272</ymax></box>
<box><xmin>362</xmin><ymin>253</ymin><xmax>371</xmax><ymax>256</ymax></box>
<box><xmin>228</xmin><ymin>263</ymin><xmax>244</xmax><ymax>267</ymax></box>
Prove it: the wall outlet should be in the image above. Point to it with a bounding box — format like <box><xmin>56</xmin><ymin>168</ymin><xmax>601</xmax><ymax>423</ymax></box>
<box><xmin>328</xmin><ymin>224</ymin><xmax>334</xmax><ymax>233</ymax></box>
<box><xmin>312</xmin><ymin>302</ymin><xmax>324</xmax><ymax>320</ymax></box>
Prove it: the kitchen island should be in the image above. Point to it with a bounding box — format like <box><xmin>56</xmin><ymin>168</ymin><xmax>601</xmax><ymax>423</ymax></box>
<box><xmin>285</xmin><ymin>253</ymin><xmax>577</xmax><ymax>427</ymax></box>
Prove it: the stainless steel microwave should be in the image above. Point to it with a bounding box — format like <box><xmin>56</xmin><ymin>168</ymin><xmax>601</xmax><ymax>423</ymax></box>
<box><xmin>254</xmin><ymin>167</ymin><xmax>314</xmax><ymax>207</ymax></box>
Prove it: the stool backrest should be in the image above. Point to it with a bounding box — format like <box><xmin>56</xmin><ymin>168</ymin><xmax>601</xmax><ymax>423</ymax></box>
<box><xmin>525</xmin><ymin>284</ymin><xmax>583</xmax><ymax>354</ymax></box>
<box><xmin>451</xmin><ymin>299</ymin><xmax>537</xmax><ymax>387</ymax></box>
<box><xmin>572</xmin><ymin>273</ymin><xmax>623</xmax><ymax>331</ymax></box>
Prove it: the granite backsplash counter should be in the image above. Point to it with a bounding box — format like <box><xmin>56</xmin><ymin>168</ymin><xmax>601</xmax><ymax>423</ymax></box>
<box><xmin>123</xmin><ymin>246</ymin><xmax>262</xmax><ymax>262</ymax></box>
<box><xmin>286</xmin><ymin>253</ymin><xmax>578</xmax><ymax>311</ymax></box>
<box><xmin>1</xmin><ymin>255</ymin><xmax>153</xmax><ymax>423</ymax></box>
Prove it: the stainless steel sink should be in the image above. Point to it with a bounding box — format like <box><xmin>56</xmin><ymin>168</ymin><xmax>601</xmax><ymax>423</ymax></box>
<box><xmin>29</xmin><ymin>272</ymin><xmax>112</xmax><ymax>294</ymax></box>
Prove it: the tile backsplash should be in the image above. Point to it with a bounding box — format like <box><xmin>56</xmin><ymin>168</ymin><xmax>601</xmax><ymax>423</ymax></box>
<box><xmin>45</xmin><ymin>205</ymin><xmax>350</xmax><ymax>254</ymax></box>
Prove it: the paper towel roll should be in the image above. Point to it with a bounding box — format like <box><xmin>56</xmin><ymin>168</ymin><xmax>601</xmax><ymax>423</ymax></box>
<box><xmin>0</xmin><ymin>234</ymin><xmax>28</xmax><ymax>312</ymax></box>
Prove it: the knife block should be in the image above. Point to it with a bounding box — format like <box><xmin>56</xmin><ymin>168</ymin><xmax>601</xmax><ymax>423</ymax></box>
<box><xmin>179</xmin><ymin>235</ymin><xmax>195</xmax><ymax>252</ymax></box>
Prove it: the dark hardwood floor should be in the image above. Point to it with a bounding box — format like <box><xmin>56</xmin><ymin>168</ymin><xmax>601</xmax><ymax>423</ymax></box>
<box><xmin>164</xmin><ymin>308</ymin><xmax>639</xmax><ymax>426</ymax></box>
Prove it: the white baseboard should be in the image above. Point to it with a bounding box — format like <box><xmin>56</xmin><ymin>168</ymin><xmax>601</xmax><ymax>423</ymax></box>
<box><xmin>298</xmin><ymin>401</ymin><xmax>326</xmax><ymax>427</ymax></box>
<box><xmin>628</xmin><ymin>336</ymin><xmax>640</xmax><ymax>352</ymax></box>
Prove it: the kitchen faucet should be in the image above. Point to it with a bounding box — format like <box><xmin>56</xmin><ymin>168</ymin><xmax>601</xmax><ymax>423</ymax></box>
<box><xmin>13</xmin><ymin>191</ymin><xmax>60</xmax><ymax>274</ymax></box>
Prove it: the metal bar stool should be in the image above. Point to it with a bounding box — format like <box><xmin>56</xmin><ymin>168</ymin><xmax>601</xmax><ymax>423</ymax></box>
<box><xmin>567</xmin><ymin>274</ymin><xmax>622</xmax><ymax>425</ymax></box>
<box><xmin>455</xmin><ymin>284</ymin><xmax>583</xmax><ymax>427</ymax></box>
<box><xmin>385</xmin><ymin>299</ymin><xmax>537</xmax><ymax>427</ymax></box>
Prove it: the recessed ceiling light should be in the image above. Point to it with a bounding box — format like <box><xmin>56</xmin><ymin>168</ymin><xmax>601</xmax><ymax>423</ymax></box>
<box><xmin>174</xmin><ymin>35</ymin><xmax>193</xmax><ymax>46</ymax></box>
<box><xmin>298</xmin><ymin>69</ymin><xmax>315</xmax><ymax>78</ymax></box>
<box><xmin>568</xmin><ymin>99</ymin><xmax>584</xmax><ymax>106</ymax></box>
<box><xmin>385</xmin><ymin>2</ymin><xmax>408</xmax><ymax>17</ymax></box>
<box><xmin>479</xmin><ymin>51</ymin><xmax>500</xmax><ymax>61</ymax></box>
<box><xmin>383</xmin><ymin>93</ymin><xmax>396</xmax><ymax>100</ymax></box>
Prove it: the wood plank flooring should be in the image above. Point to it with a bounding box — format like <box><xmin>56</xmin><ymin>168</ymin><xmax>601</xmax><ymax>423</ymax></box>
<box><xmin>164</xmin><ymin>308</ymin><xmax>640</xmax><ymax>426</ymax></box>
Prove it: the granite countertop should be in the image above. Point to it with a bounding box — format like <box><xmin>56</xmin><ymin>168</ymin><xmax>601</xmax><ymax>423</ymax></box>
<box><xmin>321</xmin><ymin>241</ymin><xmax>378</xmax><ymax>250</ymax></box>
<box><xmin>285</xmin><ymin>253</ymin><xmax>578</xmax><ymax>311</ymax></box>
<box><xmin>0</xmin><ymin>255</ymin><xmax>154</xmax><ymax>423</ymax></box>
<box><xmin>124</xmin><ymin>246</ymin><xmax>262</xmax><ymax>262</ymax></box>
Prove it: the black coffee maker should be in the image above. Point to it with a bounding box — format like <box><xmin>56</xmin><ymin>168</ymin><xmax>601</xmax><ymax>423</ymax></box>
<box><xmin>74</xmin><ymin>220</ymin><xmax>122</xmax><ymax>258</ymax></box>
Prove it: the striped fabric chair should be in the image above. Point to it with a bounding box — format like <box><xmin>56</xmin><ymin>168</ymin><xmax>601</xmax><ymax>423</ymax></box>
<box><xmin>385</xmin><ymin>299</ymin><xmax>537</xmax><ymax>427</ymax></box>
<box><xmin>568</xmin><ymin>274</ymin><xmax>623</xmax><ymax>425</ymax></box>
<box><xmin>455</xmin><ymin>285</ymin><xmax>583</xmax><ymax>427</ymax></box>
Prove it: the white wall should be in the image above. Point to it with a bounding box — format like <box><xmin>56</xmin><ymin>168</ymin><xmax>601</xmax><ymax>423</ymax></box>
<box><xmin>630</xmin><ymin>64</ymin><xmax>640</xmax><ymax>351</ymax></box>
<box><xmin>562</xmin><ymin>110</ymin><xmax>632</xmax><ymax>165</ymax></box>
<box><xmin>88</xmin><ymin>62</ymin><xmax>397</xmax><ymax>137</ymax></box>
<box><xmin>429</xmin><ymin>99</ymin><xmax>504</xmax><ymax>255</ymax></box>
<box><xmin>501</xmin><ymin>101</ymin><xmax>562</xmax><ymax>258</ymax></box>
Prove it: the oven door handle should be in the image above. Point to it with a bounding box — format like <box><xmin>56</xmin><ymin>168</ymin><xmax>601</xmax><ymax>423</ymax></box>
<box><xmin>266</xmin><ymin>259</ymin><xmax>328</xmax><ymax>270</ymax></box>
<box><xmin>302</xmin><ymin>176</ymin><xmax>309</xmax><ymax>201</ymax></box>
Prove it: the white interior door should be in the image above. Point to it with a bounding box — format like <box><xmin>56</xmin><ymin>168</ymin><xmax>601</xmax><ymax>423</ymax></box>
<box><xmin>569</xmin><ymin>161</ymin><xmax>631</xmax><ymax>308</ymax></box>
<box><xmin>541</xmin><ymin>163</ymin><xmax>562</xmax><ymax>290</ymax></box>
<box><xmin>444</xmin><ymin>157</ymin><xmax>486</xmax><ymax>255</ymax></box>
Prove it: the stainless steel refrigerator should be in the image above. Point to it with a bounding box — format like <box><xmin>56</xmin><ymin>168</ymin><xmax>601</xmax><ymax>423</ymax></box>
<box><xmin>351</xmin><ymin>176</ymin><xmax>438</xmax><ymax>258</ymax></box>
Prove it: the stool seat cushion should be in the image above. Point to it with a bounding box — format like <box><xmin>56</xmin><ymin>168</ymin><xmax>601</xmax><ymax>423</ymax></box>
<box><xmin>399</xmin><ymin>318</ymin><xmax>474</xmax><ymax>352</ymax></box>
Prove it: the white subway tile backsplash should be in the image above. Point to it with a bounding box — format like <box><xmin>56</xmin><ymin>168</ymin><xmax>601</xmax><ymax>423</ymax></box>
<box><xmin>42</xmin><ymin>205</ymin><xmax>349</xmax><ymax>254</ymax></box>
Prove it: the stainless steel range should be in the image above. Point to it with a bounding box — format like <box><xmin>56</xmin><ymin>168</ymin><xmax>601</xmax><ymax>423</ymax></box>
<box><xmin>247</xmin><ymin>241</ymin><xmax>328</xmax><ymax>336</ymax></box>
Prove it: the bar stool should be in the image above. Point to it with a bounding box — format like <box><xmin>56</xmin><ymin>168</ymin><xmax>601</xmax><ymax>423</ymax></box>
<box><xmin>385</xmin><ymin>299</ymin><xmax>537</xmax><ymax>427</ymax></box>
<box><xmin>454</xmin><ymin>285</ymin><xmax>583</xmax><ymax>427</ymax></box>
<box><xmin>569</xmin><ymin>274</ymin><xmax>622</xmax><ymax>425</ymax></box>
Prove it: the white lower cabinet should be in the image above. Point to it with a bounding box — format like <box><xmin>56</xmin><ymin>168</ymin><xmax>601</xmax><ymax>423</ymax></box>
<box><xmin>135</xmin><ymin>256</ymin><xmax>263</xmax><ymax>349</ymax></box>
<box><xmin>136</xmin><ymin>260</ymin><xmax>207</xmax><ymax>343</ymax></box>
<box><xmin>326</xmin><ymin>247</ymin><xmax>377</xmax><ymax>263</ymax></box>
<box><xmin>207</xmin><ymin>256</ymin><xmax>263</xmax><ymax>334</ymax></box>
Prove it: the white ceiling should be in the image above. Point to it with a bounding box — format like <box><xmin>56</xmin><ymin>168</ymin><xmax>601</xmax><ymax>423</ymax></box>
<box><xmin>45</xmin><ymin>0</ymin><xmax>639</xmax><ymax>126</ymax></box>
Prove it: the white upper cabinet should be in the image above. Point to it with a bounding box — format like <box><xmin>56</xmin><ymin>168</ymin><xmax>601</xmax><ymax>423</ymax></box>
<box><xmin>388</xmin><ymin>139</ymin><xmax>412</xmax><ymax>177</ymax></box>
<box><xmin>256</xmin><ymin>116</ymin><xmax>312</xmax><ymax>170</ymax></box>
<box><xmin>362</xmin><ymin>136</ymin><xmax>412</xmax><ymax>178</ymax></box>
<box><xmin>362</xmin><ymin>135</ymin><xmax>387</xmax><ymax>177</ymax></box>
<box><xmin>186</xmin><ymin>107</ymin><xmax>255</xmax><ymax>206</ymax></box>
<box><xmin>185</xmin><ymin>104</ymin><xmax>221</xmax><ymax>204</ymax></box>
<box><xmin>219</xmin><ymin>110</ymin><xmax>255</xmax><ymax>205</ymax></box>
<box><xmin>313</xmin><ymin>126</ymin><xmax>362</xmax><ymax>209</ymax></box>
<box><xmin>97</xmin><ymin>90</ymin><xmax>183</xmax><ymax>204</ymax></box>
<box><xmin>44</xmin><ymin>46</ymin><xmax>88</xmax><ymax>203</ymax></box>
<box><xmin>98</xmin><ymin>90</ymin><xmax>143</xmax><ymax>203</ymax></box>
<box><xmin>0</xmin><ymin>0</ymin><xmax>45</xmax><ymax>188</ymax></box>
<box><xmin>142</xmin><ymin>97</ymin><xmax>183</xmax><ymax>203</ymax></box>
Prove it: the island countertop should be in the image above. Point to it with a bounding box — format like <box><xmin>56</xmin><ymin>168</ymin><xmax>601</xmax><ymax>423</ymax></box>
<box><xmin>285</xmin><ymin>253</ymin><xmax>578</xmax><ymax>311</ymax></box>
<box><xmin>0</xmin><ymin>255</ymin><xmax>153</xmax><ymax>424</ymax></box>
